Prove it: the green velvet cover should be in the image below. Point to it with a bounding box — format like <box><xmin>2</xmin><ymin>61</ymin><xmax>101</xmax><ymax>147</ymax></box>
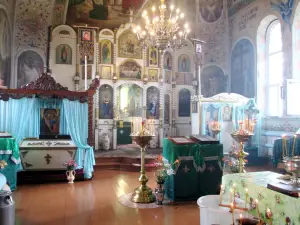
<box><xmin>0</xmin><ymin>138</ymin><xmax>20</xmax><ymax>191</ymax></box>
<box><xmin>222</xmin><ymin>172</ymin><xmax>300</xmax><ymax>225</ymax></box>
<box><xmin>163</xmin><ymin>138</ymin><xmax>223</xmax><ymax>201</ymax></box>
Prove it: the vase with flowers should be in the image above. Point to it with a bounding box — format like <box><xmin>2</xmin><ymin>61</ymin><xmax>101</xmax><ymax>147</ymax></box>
<box><xmin>64</xmin><ymin>160</ymin><xmax>77</xmax><ymax>184</ymax></box>
<box><xmin>153</xmin><ymin>155</ymin><xmax>180</xmax><ymax>205</ymax></box>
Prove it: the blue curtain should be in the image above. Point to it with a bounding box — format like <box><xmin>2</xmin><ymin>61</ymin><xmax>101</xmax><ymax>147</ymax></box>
<box><xmin>0</xmin><ymin>97</ymin><xmax>36</xmax><ymax>144</ymax></box>
<box><xmin>0</xmin><ymin>97</ymin><xmax>37</xmax><ymax>171</ymax></box>
<box><xmin>62</xmin><ymin>99</ymin><xmax>95</xmax><ymax>179</ymax></box>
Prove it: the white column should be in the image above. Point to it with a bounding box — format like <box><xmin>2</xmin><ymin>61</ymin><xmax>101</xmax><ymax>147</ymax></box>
<box><xmin>85</xmin><ymin>56</ymin><xmax>88</xmax><ymax>90</ymax></box>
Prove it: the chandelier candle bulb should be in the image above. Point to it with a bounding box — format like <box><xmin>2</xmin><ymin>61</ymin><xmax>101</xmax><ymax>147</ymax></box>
<box><xmin>230</xmin><ymin>189</ymin><xmax>233</xmax><ymax>203</ymax></box>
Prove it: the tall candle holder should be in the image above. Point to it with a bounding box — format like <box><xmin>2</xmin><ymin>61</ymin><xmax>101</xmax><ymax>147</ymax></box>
<box><xmin>231</xmin><ymin>132</ymin><xmax>253</xmax><ymax>173</ymax></box>
<box><xmin>130</xmin><ymin>122</ymin><xmax>156</xmax><ymax>203</ymax></box>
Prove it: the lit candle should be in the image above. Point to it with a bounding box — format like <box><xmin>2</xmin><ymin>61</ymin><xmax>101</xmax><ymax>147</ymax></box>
<box><xmin>255</xmin><ymin>199</ymin><xmax>260</xmax><ymax>219</ymax></box>
<box><xmin>233</xmin><ymin>183</ymin><xmax>236</xmax><ymax>203</ymax></box>
<box><xmin>239</xmin><ymin>214</ymin><xmax>243</xmax><ymax>225</ymax></box>
<box><xmin>292</xmin><ymin>135</ymin><xmax>296</xmax><ymax>157</ymax></box>
<box><xmin>245</xmin><ymin>188</ymin><xmax>248</xmax><ymax>208</ymax></box>
<box><xmin>239</xmin><ymin>121</ymin><xmax>243</xmax><ymax>130</ymax></box>
<box><xmin>282</xmin><ymin>134</ymin><xmax>286</xmax><ymax>156</ymax></box>
<box><xmin>219</xmin><ymin>185</ymin><xmax>223</xmax><ymax>204</ymax></box>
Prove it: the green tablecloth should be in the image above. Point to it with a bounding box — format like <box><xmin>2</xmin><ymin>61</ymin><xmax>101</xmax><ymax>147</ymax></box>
<box><xmin>0</xmin><ymin>138</ymin><xmax>20</xmax><ymax>191</ymax></box>
<box><xmin>222</xmin><ymin>172</ymin><xmax>300</xmax><ymax>225</ymax></box>
<box><xmin>163</xmin><ymin>138</ymin><xmax>223</xmax><ymax>201</ymax></box>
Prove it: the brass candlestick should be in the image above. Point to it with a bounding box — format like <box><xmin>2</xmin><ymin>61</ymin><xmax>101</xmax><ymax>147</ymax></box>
<box><xmin>130</xmin><ymin>125</ymin><xmax>155</xmax><ymax>203</ymax></box>
<box><xmin>231</xmin><ymin>134</ymin><xmax>253</xmax><ymax>173</ymax></box>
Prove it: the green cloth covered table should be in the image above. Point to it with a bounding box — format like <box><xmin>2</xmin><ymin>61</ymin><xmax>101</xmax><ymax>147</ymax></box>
<box><xmin>0</xmin><ymin>138</ymin><xmax>20</xmax><ymax>191</ymax></box>
<box><xmin>163</xmin><ymin>138</ymin><xmax>223</xmax><ymax>201</ymax></box>
<box><xmin>222</xmin><ymin>172</ymin><xmax>300</xmax><ymax>225</ymax></box>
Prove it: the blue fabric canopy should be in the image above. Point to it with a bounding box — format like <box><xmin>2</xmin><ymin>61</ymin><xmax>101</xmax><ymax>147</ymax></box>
<box><xmin>200</xmin><ymin>99</ymin><xmax>262</xmax><ymax>155</ymax></box>
<box><xmin>0</xmin><ymin>97</ymin><xmax>95</xmax><ymax>178</ymax></box>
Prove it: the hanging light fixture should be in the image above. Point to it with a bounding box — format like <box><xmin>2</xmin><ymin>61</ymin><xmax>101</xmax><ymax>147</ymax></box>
<box><xmin>133</xmin><ymin>0</ymin><xmax>190</xmax><ymax>51</ymax></box>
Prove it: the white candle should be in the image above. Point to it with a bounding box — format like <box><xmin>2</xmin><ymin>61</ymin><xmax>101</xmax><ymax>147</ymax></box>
<box><xmin>245</xmin><ymin>188</ymin><xmax>248</xmax><ymax>208</ymax></box>
<box><xmin>231</xmin><ymin>203</ymin><xmax>235</xmax><ymax>224</ymax></box>
<box><xmin>85</xmin><ymin>55</ymin><xmax>88</xmax><ymax>90</ymax></box>
<box><xmin>219</xmin><ymin>185</ymin><xmax>223</xmax><ymax>204</ymax></box>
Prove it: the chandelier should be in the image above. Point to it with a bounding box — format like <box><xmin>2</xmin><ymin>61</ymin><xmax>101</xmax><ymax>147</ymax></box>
<box><xmin>133</xmin><ymin>0</ymin><xmax>190</xmax><ymax>51</ymax></box>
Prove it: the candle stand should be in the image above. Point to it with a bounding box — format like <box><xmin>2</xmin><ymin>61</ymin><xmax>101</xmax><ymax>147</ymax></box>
<box><xmin>230</xmin><ymin>134</ymin><xmax>253</xmax><ymax>173</ymax></box>
<box><xmin>130</xmin><ymin>125</ymin><xmax>155</xmax><ymax>203</ymax></box>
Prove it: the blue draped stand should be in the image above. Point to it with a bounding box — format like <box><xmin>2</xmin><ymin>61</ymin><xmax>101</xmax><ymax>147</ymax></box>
<box><xmin>200</xmin><ymin>98</ymin><xmax>262</xmax><ymax>155</ymax></box>
<box><xmin>0</xmin><ymin>97</ymin><xmax>95</xmax><ymax>181</ymax></box>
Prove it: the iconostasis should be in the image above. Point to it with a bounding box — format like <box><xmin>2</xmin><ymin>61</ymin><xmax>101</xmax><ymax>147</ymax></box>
<box><xmin>50</xmin><ymin>22</ymin><xmax>195</xmax><ymax>150</ymax></box>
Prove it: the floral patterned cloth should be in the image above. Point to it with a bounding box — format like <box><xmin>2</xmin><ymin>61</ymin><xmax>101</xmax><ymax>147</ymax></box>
<box><xmin>222</xmin><ymin>172</ymin><xmax>300</xmax><ymax>225</ymax></box>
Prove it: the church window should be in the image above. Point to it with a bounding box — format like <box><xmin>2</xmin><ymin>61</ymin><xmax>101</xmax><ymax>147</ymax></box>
<box><xmin>266</xmin><ymin>20</ymin><xmax>283</xmax><ymax>116</ymax></box>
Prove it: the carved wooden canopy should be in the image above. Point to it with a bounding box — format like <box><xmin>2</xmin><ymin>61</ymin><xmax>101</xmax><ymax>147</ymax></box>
<box><xmin>20</xmin><ymin>73</ymin><xmax>68</xmax><ymax>91</ymax></box>
<box><xmin>0</xmin><ymin>73</ymin><xmax>100</xmax><ymax>103</ymax></box>
<box><xmin>0</xmin><ymin>73</ymin><xmax>100</xmax><ymax>147</ymax></box>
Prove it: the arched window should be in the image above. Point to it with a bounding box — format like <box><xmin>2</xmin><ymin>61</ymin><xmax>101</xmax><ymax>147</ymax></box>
<box><xmin>266</xmin><ymin>20</ymin><xmax>283</xmax><ymax>116</ymax></box>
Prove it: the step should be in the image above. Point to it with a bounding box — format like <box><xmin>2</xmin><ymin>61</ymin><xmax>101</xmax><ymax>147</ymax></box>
<box><xmin>94</xmin><ymin>157</ymin><xmax>157</xmax><ymax>172</ymax></box>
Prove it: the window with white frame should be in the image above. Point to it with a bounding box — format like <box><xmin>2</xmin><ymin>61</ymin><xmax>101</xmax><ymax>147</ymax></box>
<box><xmin>266</xmin><ymin>20</ymin><xmax>283</xmax><ymax>116</ymax></box>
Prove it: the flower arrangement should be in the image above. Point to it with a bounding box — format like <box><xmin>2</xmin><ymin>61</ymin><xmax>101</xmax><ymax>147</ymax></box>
<box><xmin>154</xmin><ymin>155</ymin><xmax>180</xmax><ymax>184</ymax></box>
<box><xmin>0</xmin><ymin>160</ymin><xmax>7</xmax><ymax>169</ymax></box>
<box><xmin>223</xmin><ymin>144</ymin><xmax>248</xmax><ymax>173</ymax></box>
<box><xmin>63</xmin><ymin>160</ymin><xmax>77</xmax><ymax>171</ymax></box>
